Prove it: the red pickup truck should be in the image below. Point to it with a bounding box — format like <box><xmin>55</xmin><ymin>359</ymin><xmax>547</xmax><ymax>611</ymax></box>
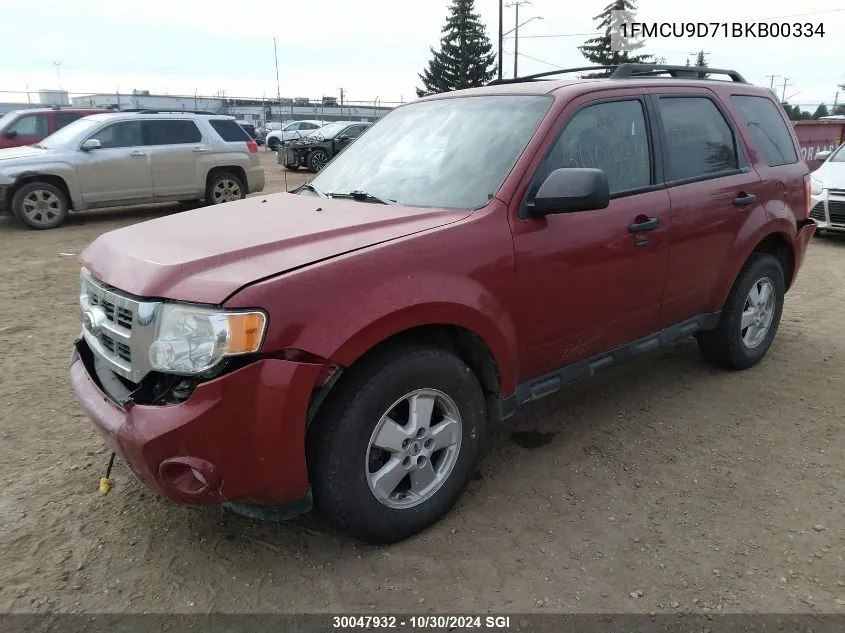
<box><xmin>70</xmin><ymin>64</ymin><xmax>816</xmax><ymax>544</ymax></box>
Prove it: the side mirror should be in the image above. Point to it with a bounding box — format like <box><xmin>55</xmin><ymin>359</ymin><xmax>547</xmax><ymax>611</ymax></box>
<box><xmin>814</xmin><ymin>150</ymin><xmax>832</xmax><ymax>162</ymax></box>
<box><xmin>4</xmin><ymin>130</ymin><xmax>17</xmax><ymax>139</ymax></box>
<box><xmin>338</xmin><ymin>135</ymin><xmax>350</xmax><ymax>142</ymax></box>
<box><xmin>528</xmin><ymin>168</ymin><xmax>610</xmax><ymax>217</ymax></box>
<box><xmin>80</xmin><ymin>139</ymin><xmax>101</xmax><ymax>151</ymax></box>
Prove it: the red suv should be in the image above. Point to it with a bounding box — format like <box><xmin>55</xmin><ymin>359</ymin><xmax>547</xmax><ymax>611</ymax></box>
<box><xmin>70</xmin><ymin>64</ymin><xmax>816</xmax><ymax>544</ymax></box>
<box><xmin>0</xmin><ymin>107</ymin><xmax>112</xmax><ymax>149</ymax></box>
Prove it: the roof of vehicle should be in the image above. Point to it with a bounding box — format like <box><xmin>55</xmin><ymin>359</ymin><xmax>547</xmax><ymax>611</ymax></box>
<box><xmin>4</xmin><ymin>106</ymin><xmax>111</xmax><ymax>115</ymax></box>
<box><xmin>81</xmin><ymin>112</ymin><xmax>238</xmax><ymax>123</ymax></box>
<box><xmin>420</xmin><ymin>63</ymin><xmax>774</xmax><ymax>101</ymax></box>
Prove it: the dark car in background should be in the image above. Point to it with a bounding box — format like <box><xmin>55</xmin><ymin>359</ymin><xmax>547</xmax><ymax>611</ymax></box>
<box><xmin>236</xmin><ymin>120</ymin><xmax>263</xmax><ymax>146</ymax></box>
<box><xmin>0</xmin><ymin>106</ymin><xmax>114</xmax><ymax>149</ymax></box>
<box><xmin>279</xmin><ymin>120</ymin><xmax>372</xmax><ymax>172</ymax></box>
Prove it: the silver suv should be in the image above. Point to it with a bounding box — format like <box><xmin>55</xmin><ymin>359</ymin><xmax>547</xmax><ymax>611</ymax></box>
<box><xmin>0</xmin><ymin>111</ymin><xmax>265</xmax><ymax>229</ymax></box>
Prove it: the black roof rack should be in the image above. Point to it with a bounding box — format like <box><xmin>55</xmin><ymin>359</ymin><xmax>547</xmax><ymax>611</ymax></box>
<box><xmin>488</xmin><ymin>66</ymin><xmax>616</xmax><ymax>86</ymax></box>
<box><xmin>118</xmin><ymin>108</ymin><xmax>222</xmax><ymax>115</ymax></box>
<box><xmin>612</xmin><ymin>63</ymin><xmax>747</xmax><ymax>83</ymax></box>
<box><xmin>487</xmin><ymin>63</ymin><xmax>747</xmax><ymax>86</ymax></box>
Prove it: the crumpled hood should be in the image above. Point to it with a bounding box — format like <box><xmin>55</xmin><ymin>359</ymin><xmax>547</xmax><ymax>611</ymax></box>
<box><xmin>81</xmin><ymin>192</ymin><xmax>469</xmax><ymax>304</ymax></box>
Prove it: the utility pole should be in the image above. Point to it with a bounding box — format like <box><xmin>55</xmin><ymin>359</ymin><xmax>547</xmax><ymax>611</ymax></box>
<box><xmin>497</xmin><ymin>0</ymin><xmax>503</xmax><ymax>81</ymax></box>
<box><xmin>764</xmin><ymin>74</ymin><xmax>780</xmax><ymax>91</ymax></box>
<box><xmin>53</xmin><ymin>61</ymin><xmax>62</xmax><ymax>91</ymax></box>
<box><xmin>339</xmin><ymin>87</ymin><xmax>345</xmax><ymax>119</ymax></box>
<box><xmin>273</xmin><ymin>37</ymin><xmax>281</xmax><ymax>124</ymax></box>
<box><xmin>505</xmin><ymin>1</ymin><xmax>531</xmax><ymax>78</ymax></box>
<box><xmin>780</xmin><ymin>77</ymin><xmax>792</xmax><ymax>103</ymax></box>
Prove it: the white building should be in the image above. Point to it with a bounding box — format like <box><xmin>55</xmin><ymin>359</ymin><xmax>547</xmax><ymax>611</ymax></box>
<box><xmin>70</xmin><ymin>91</ymin><xmax>394</xmax><ymax>124</ymax></box>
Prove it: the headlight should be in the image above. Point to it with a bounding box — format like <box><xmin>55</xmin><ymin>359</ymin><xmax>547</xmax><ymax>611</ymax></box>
<box><xmin>148</xmin><ymin>304</ymin><xmax>267</xmax><ymax>375</ymax></box>
<box><xmin>811</xmin><ymin>176</ymin><xmax>824</xmax><ymax>195</ymax></box>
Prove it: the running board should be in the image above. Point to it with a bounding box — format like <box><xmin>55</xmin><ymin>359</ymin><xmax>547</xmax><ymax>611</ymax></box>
<box><xmin>497</xmin><ymin>312</ymin><xmax>721</xmax><ymax>420</ymax></box>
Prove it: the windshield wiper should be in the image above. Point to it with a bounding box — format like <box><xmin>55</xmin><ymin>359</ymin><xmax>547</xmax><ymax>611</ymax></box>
<box><xmin>327</xmin><ymin>190</ymin><xmax>395</xmax><ymax>205</ymax></box>
<box><xmin>295</xmin><ymin>183</ymin><xmax>327</xmax><ymax>198</ymax></box>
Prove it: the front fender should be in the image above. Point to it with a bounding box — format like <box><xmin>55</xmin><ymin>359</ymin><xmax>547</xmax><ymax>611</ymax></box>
<box><xmin>325</xmin><ymin>275</ymin><xmax>519</xmax><ymax>395</ymax></box>
<box><xmin>10</xmin><ymin>165</ymin><xmax>81</xmax><ymax>207</ymax></box>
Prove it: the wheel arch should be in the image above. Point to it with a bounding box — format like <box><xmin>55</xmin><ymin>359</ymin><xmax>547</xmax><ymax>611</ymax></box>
<box><xmin>713</xmin><ymin>228</ymin><xmax>796</xmax><ymax>310</ymax></box>
<box><xmin>206</xmin><ymin>165</ymin><xmax>247</xmax><ymax>190</ymax></box>
<box><xmin>9</xmin><ymin>173</ymin><xmax>75</xmax><ymax>210</ymax></box>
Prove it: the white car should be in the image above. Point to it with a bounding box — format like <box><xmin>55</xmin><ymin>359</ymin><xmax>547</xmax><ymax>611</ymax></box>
<box><xmin>810</xmin><ymin>143</ymin><xmax>845</xmax><ymax>234</ymax></box>
<box><xmin>265</xmin><ymin>120</ymin><xmax>324</xmax><ymax>151</ymax></box>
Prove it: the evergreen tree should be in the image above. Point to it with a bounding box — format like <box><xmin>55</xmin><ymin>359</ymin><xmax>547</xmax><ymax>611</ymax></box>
<box><xmin>416</xmin><ymin>0</ymin><xmax>496</xmax><ymax>97</ymax></box>
<box><xmin>813</xmin><ymin>103</ymin><xmax>830</xmax><ymax>119</ymax></box>
<box><xmin>694</xmin><ymin>50</ymin><xmax>708</xmax><ymax>67</ymax></box>
<box><xmin>685</xmin><ymin>58</ymin><xmax>691</xmax><ymax>67</ymax></box>
<box><xmin>579</xmin><ymin>0</ymin><xmax>652</xmax><ymax>77</ymax></box>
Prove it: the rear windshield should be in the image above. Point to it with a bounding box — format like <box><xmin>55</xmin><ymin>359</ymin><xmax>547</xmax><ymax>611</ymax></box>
<box><xmin>210</xmin><ymin>119</ymin><xmax>251</xmax><ymax>142</ymax></box>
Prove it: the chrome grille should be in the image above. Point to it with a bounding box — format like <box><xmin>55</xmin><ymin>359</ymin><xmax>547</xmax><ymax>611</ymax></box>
<box><xmin>79</xmin><ymin>269</ymin><xmax>160</xmax><ymax>383</ymax></box>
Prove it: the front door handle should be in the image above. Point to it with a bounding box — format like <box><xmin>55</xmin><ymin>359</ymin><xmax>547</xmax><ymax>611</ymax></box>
<box><xmin>628</xmin><ymin>217</ymin><xmax>659</xmax><ymax>233</ymax></box>
<box><xmin>192</xmin><ymin>147</ymin><xmax>208</xmax><ymax>153</ymax></box>
<box><xmin>129</xmin><ymin>150</ymin><xmax>146</xmax><ymax>157</ymax></box>
<box><xmin>733</xmin><ymin>193</ymin><xmax>757</xmax><ymax>206</ymax></box>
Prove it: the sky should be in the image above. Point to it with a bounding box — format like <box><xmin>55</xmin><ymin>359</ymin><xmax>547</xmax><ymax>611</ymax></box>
<box><xmin>1</xmin><ymin>0</ymin><xmax>843</xmax><ymax>109</ymax></box>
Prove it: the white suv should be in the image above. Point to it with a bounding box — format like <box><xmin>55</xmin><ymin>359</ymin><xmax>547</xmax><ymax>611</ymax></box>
<box><xmin>0</xmin><ymin>111</ymin><xmax>265</xmax><ymax>229</ymax></box>
<box><xmin>265</xmin><ymin>120</ymin><xmax>324</xmax><ymax>151</ymax></box>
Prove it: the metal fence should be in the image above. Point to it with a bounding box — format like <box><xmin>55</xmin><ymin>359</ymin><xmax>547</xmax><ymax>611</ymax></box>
<box><xmin>0</xmin><ymin>90</ymin><xmax>402</xmax><ymax>124</ymax></box>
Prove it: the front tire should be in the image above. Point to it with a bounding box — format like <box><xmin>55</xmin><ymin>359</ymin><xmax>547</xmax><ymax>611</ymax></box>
<box><xmin>307</xmin><ymin>345</ymin><xmax>486</xmax><ymax>544</ymax></box>
<box><xmin>11</xmin><ymin>181</ymin><xmax>69</xmax><ymax>230</ymax></box>
<box><xmin>267</xmin><ymin>138</ymin><xmax>280</xmax><ymax>152</ymax></box>
<box><xmin>205</xmin><ymin>172</ymin><xmax>245</xmax><ymax>205</ymax></box>
<box><xmin>696</xmin><ymin>253</ymin><xmax>785</xmax><ymax>369</ymax></box>
<box><xmin>307</xmin><ymin>149</ymin><xmax>330</xmax><ymax>172</ymax></box>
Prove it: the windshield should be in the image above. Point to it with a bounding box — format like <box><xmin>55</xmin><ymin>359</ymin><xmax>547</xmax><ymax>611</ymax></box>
<box><xmin>308</xmin><ymin>95</ymin><xmax>551</xmax><ymax>209</ymax></box>
<box><xmin>309</xmin><ymin>122</ymin><xmax>350</xmax><ymax>139</ymax></box>
<box><xmin>38</xmin><ymin>117</ymin><xmax>102</xmax><ymax>149</ymax></box>
<box><xmin>830</xmin><ymin>143</ymin><xmax>845</xmax><ymax>162</ymax></box>
<box><xmin>0</xmin><ymin>111</ymin><xmax>21</xmax><ymax>131</ymax></box>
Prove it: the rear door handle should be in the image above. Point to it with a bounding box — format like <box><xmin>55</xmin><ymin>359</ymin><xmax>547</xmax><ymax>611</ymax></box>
<box><xmin>733</xmin><ymin>193</ymin><xmax>757</xmax><ymax>207</ymax></box>
<box><xmin>129</xmin><ymin>150</ymin><xmax>146</xmax><ymax>157</ymax></box>
<box><xmin>628</xmin><ymin>217</ymin><xmax>659</xmax><ymax>233</ymax></box>
<box><xmin>192</xmin><ymin>147</ymin><xmax>208</xmax><ymax>153</ymax></box>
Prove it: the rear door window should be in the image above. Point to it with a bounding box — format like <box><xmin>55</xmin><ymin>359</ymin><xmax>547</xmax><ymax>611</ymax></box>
<box><xmin>144</xmin><ymin>120</ymin><xmax>203</xmax><ymax>145</ymax></box>
<box><xmin>656</xmin><ymin>97</ymin><xmax>738</xmax><ymax>182</ymax></box>
<box><xmin>55</xmin><ymin>112</ymin><xmax>84</xmax><ymax>129</ymax></box>
<box><xmin>209</xmin><ymin>119</ymin><xmax>251</xmax><ymax>142</ymax></box>
<box><xmin>730</xmin><ymin>95</ymin><xmax>798</xmax><ymax>167</ymax></box>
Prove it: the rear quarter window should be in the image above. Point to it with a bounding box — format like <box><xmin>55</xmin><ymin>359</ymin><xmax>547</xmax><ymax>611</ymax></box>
<box><xmin>730</xmin><ymin>95</ymin><xmax>798</xmax><ymax>167</ymax></box>
<box><xmin>209</xmin><ymin>119</ymin><xmax>251</xmax><ymax>142</ymax></box>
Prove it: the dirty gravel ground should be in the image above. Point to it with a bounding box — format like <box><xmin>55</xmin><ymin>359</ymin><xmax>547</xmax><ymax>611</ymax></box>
<box><xmin>0</xmin><ymin>153</ymin><xmax>843</xmax><ymax>615</ymax></box>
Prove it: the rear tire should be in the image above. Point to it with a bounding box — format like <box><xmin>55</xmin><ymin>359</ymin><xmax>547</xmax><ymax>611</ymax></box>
<box><xmin>205</xmin><ymin>172</ymin><xmax>245</xmax><ymax>205</ymax></box>
<box><xmin>11</xmin><ymin>181</ymin><xmax>69</xmax><ymax>230</ymax></box>
<box><xmin>696</xmin><ymin>253</ymin><xmax>785</xmax><ymax>369</ymax></box>
<box><xmin>267</xmin><ymin>138</ymin><xmax>280</xmax><ymax>152</ymax></box>
<box><xmin>307</xmin><ymin>345</ymin><xmax>486</xmax><ymax>544</ymax></box>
